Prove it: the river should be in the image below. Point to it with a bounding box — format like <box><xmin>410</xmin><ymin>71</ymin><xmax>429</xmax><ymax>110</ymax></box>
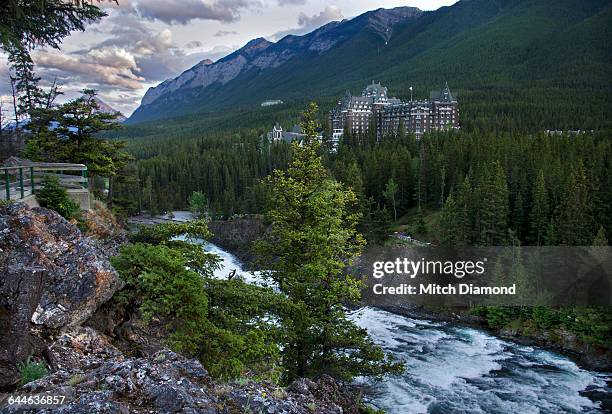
<box><xmin>202</xmin><ymin>241</ymin><xmax>610</xmax><ymax>413</ymax></box>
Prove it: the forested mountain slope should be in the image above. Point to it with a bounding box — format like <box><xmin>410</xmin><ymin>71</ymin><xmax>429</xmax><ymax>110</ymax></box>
<box><xmin>125</xmin><ymin>0</ymin><xmax>612</xmax><ymax>133</ymax></box>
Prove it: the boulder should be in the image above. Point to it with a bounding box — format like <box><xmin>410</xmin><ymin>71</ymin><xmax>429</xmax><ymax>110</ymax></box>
<box><xmin>1</xmin><ymin>347</ymin><xmax>361</xmax><ymax>414</ymax></box>
<box><xmin>0</xmin><ymin>203</ymin><xmax>123</xmax><ymax>388</ymax></box>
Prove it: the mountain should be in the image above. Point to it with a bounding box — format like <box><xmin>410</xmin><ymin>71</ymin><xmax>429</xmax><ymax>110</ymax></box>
<box><xmin>129</xmin><ymin>6</ymin><xmax>423</xmax><ymax>123</ymax></box>
<box><xmin>90</xmin><ymin>96</ymin><xmax>127</xmax><ymax>122</ymax></box>
<box><xmin>127</xmin><ymin>0</ymin><xmax>612</xmax><ymax>130</ymax></box>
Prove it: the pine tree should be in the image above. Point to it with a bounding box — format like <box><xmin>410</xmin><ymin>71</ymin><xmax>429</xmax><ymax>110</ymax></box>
<box><xmin>415</xmin><ymin>207</ymin><xmax>427</xmax><ymax>236</ymax></box>
<box><xmin>512</xmin><ymin>190</ymin><xmax>525</xmax><ymax>241</ymax></box>
<box><xmin>528</xmin><ymin>170</ymin><xmax>549</xmax><ymax>245</ymax></box>
<box><xmin>36</xmin><ymin>90</ymin><xmax>124</xmax><ymax>177</ymax></box>
<box><xmin>383</xmin><ymin>177</ymin><xmax>399</xmax><ymax>221</ymax></box>
<box><xmin>555</xmin><ymin>160</ymin><xmax>593</xmax><ymax>245</ymax></box>
<box><xmin>479</xmin><ymin>161</ymin><xmax>509</xmax><ymax>245</ymax></box>
<box><xmin>454</xmin><ymin>176</ymin><xmax>473</xmax><ymax>244</ymax></box>
<box><xmin>440</xmin><ymin>193</ymin><xmax>460</xmax><ymax>245</ymax></box>
<box><xmin>592</xmin><ymin>225</ymin><xmax>608</xmax><ymax>246</ymax></box>
<box><xmin>256</xmin><ymin>103</ymin><xmax>401</xmax><ymax>382</ymax></box>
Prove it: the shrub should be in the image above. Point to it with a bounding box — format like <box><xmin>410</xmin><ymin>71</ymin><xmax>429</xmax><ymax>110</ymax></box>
<box><xmin>130</xmin><ymin>219</ymin><xmax>212</xmax><ymax>245</ymax></box>
<box><xmin>36</xmin><ymin>175</ymin><xmax>80</xmax><ymax>220</ymax></box>
<box><xmin>112</xmin><ymin>221</ymin><xmax>283</xmax><ymax>380</ymax></box>
<box><xmin>188</xmin><ymin>191</ymin><xmax>207</xmax><ymax>218</ymax></box>
<box><xmin>18</xmin><ymin>356</ymin><xmax>47</xmax><ymax>386</ymax></box>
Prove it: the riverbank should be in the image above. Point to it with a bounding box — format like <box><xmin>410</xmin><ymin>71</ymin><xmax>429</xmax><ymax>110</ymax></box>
<box><xmin>378</xmin><ymin>304</ymin><xmax>611</xmax><ymax>373</ymax></box>
<box><xmin>129</xmin><ymin>213</ymin><xmax>611</xmax><ymax>373</ymax></box>
<box><xmin>128</xmin><ymin>212</ymin><xmax>264</xmax><ymax>270</ymax></box>
<box><xmin>206</xmin><ymin>242</ymin><xmax>611</xmax><ymax>413</ymax></box>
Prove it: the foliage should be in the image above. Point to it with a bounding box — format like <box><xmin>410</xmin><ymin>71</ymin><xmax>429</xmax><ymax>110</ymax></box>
<box><xmin>188</xmin><ymin>191</ymin><xmax>207</xmax><ymax>218</ymax></box>
<box><xmin>382</xmin><ymin>178</ymin><xmax>398</xmax><ymax>222</ymax></box>
<box><xmin>112</xmin><ymin>221</ymin><xmax>282</xmax><ymax>380</ymax></box>
<box><xmin>31</xmin><ymin>90</ymin><xmax>126</xmax><ymax>174</ymax></box>
<box><xmin>130</xmin><ymin>219</ymin><xmax>212</xmax><ymax>245</ymax></box>
<box><xmin>256</xmin><ymin>103</ymin><xmax>402</xmax><ymax>382</ymax></box>
<box><xmin>528</xmin><ymin>170</ymin><xmax>549</xmax><ymax>245</ymax></box>
<box><xmin>472</xmin><ymin>306</ymin><xmax>612</xmax><ymax>349</ymax></box>
<box><xmin>35</xmin><ymin>175</ymin><xmax>80</xmax><ymax>220</ymax></box>
<box><xmin>0</xmin><ymin>0</ymin><xmax>105</xmax><ymax>55</ymax></box>
<box><xmin>17</xmin><ymin>356</ymin><xmax>47</xmax><ymax>386</ymax></box>
<box><xmin>553</xmin><ymin>160</ymin><xmax>593</xmax><ymax>245</ymax></box>
<box><xmin>1</xmin><ymin>0</ymin><xmax>106</xmax><ymax>128</ymax></box>
<box><xmin>592</xmin><ymin>226</ymin><xmax>608</xmax><ymax>246</ymax></box>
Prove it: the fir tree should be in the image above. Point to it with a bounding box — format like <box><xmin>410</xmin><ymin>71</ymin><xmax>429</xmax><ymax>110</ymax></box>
<box><xmin>383</xmin><ymin>177</ymin><xmax>399</xmax><ymax>221</ymax></box>
<box><xmin>454</xmin><ymin>176</ymin><xmax>474</xmax><ymax>245</ymax></box>
<box><xmin>440</xmin><ymin>193</ymin><xmax>460</xmax><ymax>245</ymax></box>
<box><xmin>479</xmin><ymin>161</ymin><xmax>509</xmax><ymax>245</ymax></box>
<box><xmin>256</xmin><ymin>103</ymin><xmax>401</xmax><ymax>382</ymax></box>
<box><xmin>592</xmin><ymin>225</ymin><xmax>608</xmax><ymax>246</ymax></box>
<box><xmin>528</xmin><ymin>170</ymin><xmax>549</xmax><ymax>245</ymax></box>
<box><xmin>555</xmin><ymin>160</ymin><xmax>593</xmax><ymax>245</ymax></box>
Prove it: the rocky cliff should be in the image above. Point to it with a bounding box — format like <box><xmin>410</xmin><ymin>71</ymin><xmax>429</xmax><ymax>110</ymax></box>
<box><xmin>208</xmin><ymin>215</ymin><xmax>267</xmax><ymax>269</ymax></box>
<box><xmin>0</xmin><ymin>204</ymin><xmax>364</xmax><ymax>413</ymax></box>
<box><xmin>2</xmin><ymin>330</ymin><xmax>358</xmax><ymax>413</ymax></box>
<box><xmin>0</xmin><ymin>203</ymin><xmax>124</xmax><ymax>388</ymax></box>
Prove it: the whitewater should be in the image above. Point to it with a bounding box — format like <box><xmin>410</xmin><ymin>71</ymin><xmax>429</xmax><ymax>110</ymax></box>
<box><xmin>201</xmin><ymin>240</ymin><xmax>610</xmax><ymax>413</ymax></box>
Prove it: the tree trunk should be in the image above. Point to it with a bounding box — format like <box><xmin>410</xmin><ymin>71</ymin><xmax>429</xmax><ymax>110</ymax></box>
<box><xmin>107</xmin><ymin>176</ymin><xmax>114</xmax><ymax>209</ymax></box>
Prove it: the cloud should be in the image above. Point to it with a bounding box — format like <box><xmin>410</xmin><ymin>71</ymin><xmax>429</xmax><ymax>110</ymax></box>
<box><xmin>297</xmin><ymin>6</ymin><xmax>343</xmax><ymax>30</ymax></box>
<box><xmin>54</xmin><ymin>13</ymin><xmax>231</xmax><ymax>86</ymax></box>
<box><xmin>186</xmin><ymin>40</ymin><xmax>203</xmax><ymax>48</ymax></box>
<box><xmin>214</xmin><ymin>30</ymin><xmax>239</xmax><ymax>37</ymax></box>
<box><xmin>271</xmin><ymin>6</ymin><xmax>343</xmax><ymax>40</ymax></box>
<box><xmin>34</xmin><ymin>48</ymin><xmax>145</xmax><ymax>90</ymax></box>
<box><xmin>277</xmin><ymin>0</ymin><xmax>305</xmax><ymax>5</ymax></box>
<box><xmin>118</xmin><ymin>0</ymin><xmax>261</xmax><ymax>25</ymax></box>
<box><xmin>15</xmin><ymin>9</ymin><xmax>236</xmax><ymax>112</ymax></box>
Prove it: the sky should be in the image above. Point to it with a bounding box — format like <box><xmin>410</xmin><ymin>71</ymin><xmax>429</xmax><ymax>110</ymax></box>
<box><xmin>0</xmin><ymin>0</ymin><xmax>457</xmax><ymax>117</ymax></box>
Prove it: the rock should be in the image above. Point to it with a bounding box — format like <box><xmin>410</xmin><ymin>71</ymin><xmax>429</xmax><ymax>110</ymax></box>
<box><xmin>0</xmin><ymin>344</ymin><xmax>362</xmax><ymax>414</ymax></box>
<box><xmin>208</xmin><ymin>215</ymin><xmax>267</xmax><ymax>269</ymax></box>
<box><xmin>0</xmin><ymin>203</ymin><xmax>123</xmax><ymax>388</ymax></box>
<box><xmin>287</xmin><ymin>378</ymin><xmax>317</xmax><ymax>396</ymax></box>
<box><xmin>82</xmin><ymin>202</ymin><xmax>128</xmax><ymax>258</ymax></box>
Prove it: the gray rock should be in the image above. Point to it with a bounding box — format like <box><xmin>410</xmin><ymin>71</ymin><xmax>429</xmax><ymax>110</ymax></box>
<box><xmin>0</xmin><ymin>203</ymin><xmax>124</xmax><ymax>387</ymax></box>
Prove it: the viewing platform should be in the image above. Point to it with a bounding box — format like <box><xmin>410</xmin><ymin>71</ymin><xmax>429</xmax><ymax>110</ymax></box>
<box><xmin>1</xmin><ymin>161</ymin><xmax>90</xmax><ymax>210</ymax></box>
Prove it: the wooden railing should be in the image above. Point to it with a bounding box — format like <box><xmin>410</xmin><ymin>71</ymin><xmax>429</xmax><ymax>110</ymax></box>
<box><xmin>1</xmin><ymin>163</ymin><xmax>88</xmax><ymax>201</ymax></box>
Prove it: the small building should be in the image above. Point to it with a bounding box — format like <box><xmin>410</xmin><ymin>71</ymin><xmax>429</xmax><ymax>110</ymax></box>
<box><xmin>261</xmin><ymin>99</ymin><xmax>284</xmax><ymax>107</ymax></box>
<box><xmin>266</xmin><ymin>123</ymin><xmax>323</xmax><ymax>145</ymax></box>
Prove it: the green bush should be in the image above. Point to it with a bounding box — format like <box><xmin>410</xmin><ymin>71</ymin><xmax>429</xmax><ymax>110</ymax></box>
<box><xmin>18</xmin><ymin>356</ymin><xmax>47</xmax><ymax>386</ymax></box>
<box><xmin>36</xmin><ymin>175</ymin><xmax>80</xmax><ymax>220</ymax></box>
<box><xmin>472</xmin><ymin>305</ymin><xmax>611</xmax><ymax>350</ymax></box>
<box><xmin>188</xmin><ymin>191</ymin><xmax>207</xmax><ymax>218</ymax></box>
<box><xmin>130</xmin><ymin>220</ymin><xmax>212</xmax><ymax>245</ymax></box>
<box><xmin>112</xmin><ymin>222</ymin><xmax>283</xmax><ymax>380</ymax></box>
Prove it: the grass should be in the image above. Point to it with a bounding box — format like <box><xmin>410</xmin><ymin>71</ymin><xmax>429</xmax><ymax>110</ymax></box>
<box><xmin>389</xmin><ymin>206</ymin><xmax>442</xmax><ymax>243</ymax></box>
<box><xmin>18</xmin><ymin>356</ymin><xmax>48</xmax><ymax>386</ymax></box>
<box><xmin>68</xmin><ymin>374</ymin><xmax>86</xmax><ymax>386</ymax></box>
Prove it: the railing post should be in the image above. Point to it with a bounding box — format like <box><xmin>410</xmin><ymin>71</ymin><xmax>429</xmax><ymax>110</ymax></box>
<box><xmin>4</xmin><ymin>169</ymin><xmax>9</xmax><ymax>200</ymax></box>
<box><xmin>19</xmin><ymin>168</ymin><xmax>24</xmax><ymax>199</ymax></box>
<box><xmin>30</xmin><ymin>167</ymin><xmax>35</xmax><ymax>194</ymax></box>
<box><xmin>82</xmin><ymin>169</ymin><xmax>88</xmax><ymax>189</ymax></box>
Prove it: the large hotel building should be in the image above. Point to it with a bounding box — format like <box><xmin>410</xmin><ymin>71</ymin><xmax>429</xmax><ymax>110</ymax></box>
<box><xmin>329</xmin><ymin>81</ymin><xmax>459</xmax><ymax>142</ymax></box>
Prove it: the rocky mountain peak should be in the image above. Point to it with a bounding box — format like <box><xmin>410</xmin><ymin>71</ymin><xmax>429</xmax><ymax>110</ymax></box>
<box><xmin>364</xmin><ymin>6</ymin><xmax>423</xmax><ymax>42</ymax></box>
<box><xmin>130</xmin><ymin>6</ymin><xmax>423</xmax><ymax>121</ymax></box>
<box><xmin>241</xmin><ymin>37</ymin><xmax>272</xmax><ymax>53</ymax></box>
<box><xmin>82</xmin><ymin>95</ymin><xmax>127</xmax><ymax>122</ymax></box>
